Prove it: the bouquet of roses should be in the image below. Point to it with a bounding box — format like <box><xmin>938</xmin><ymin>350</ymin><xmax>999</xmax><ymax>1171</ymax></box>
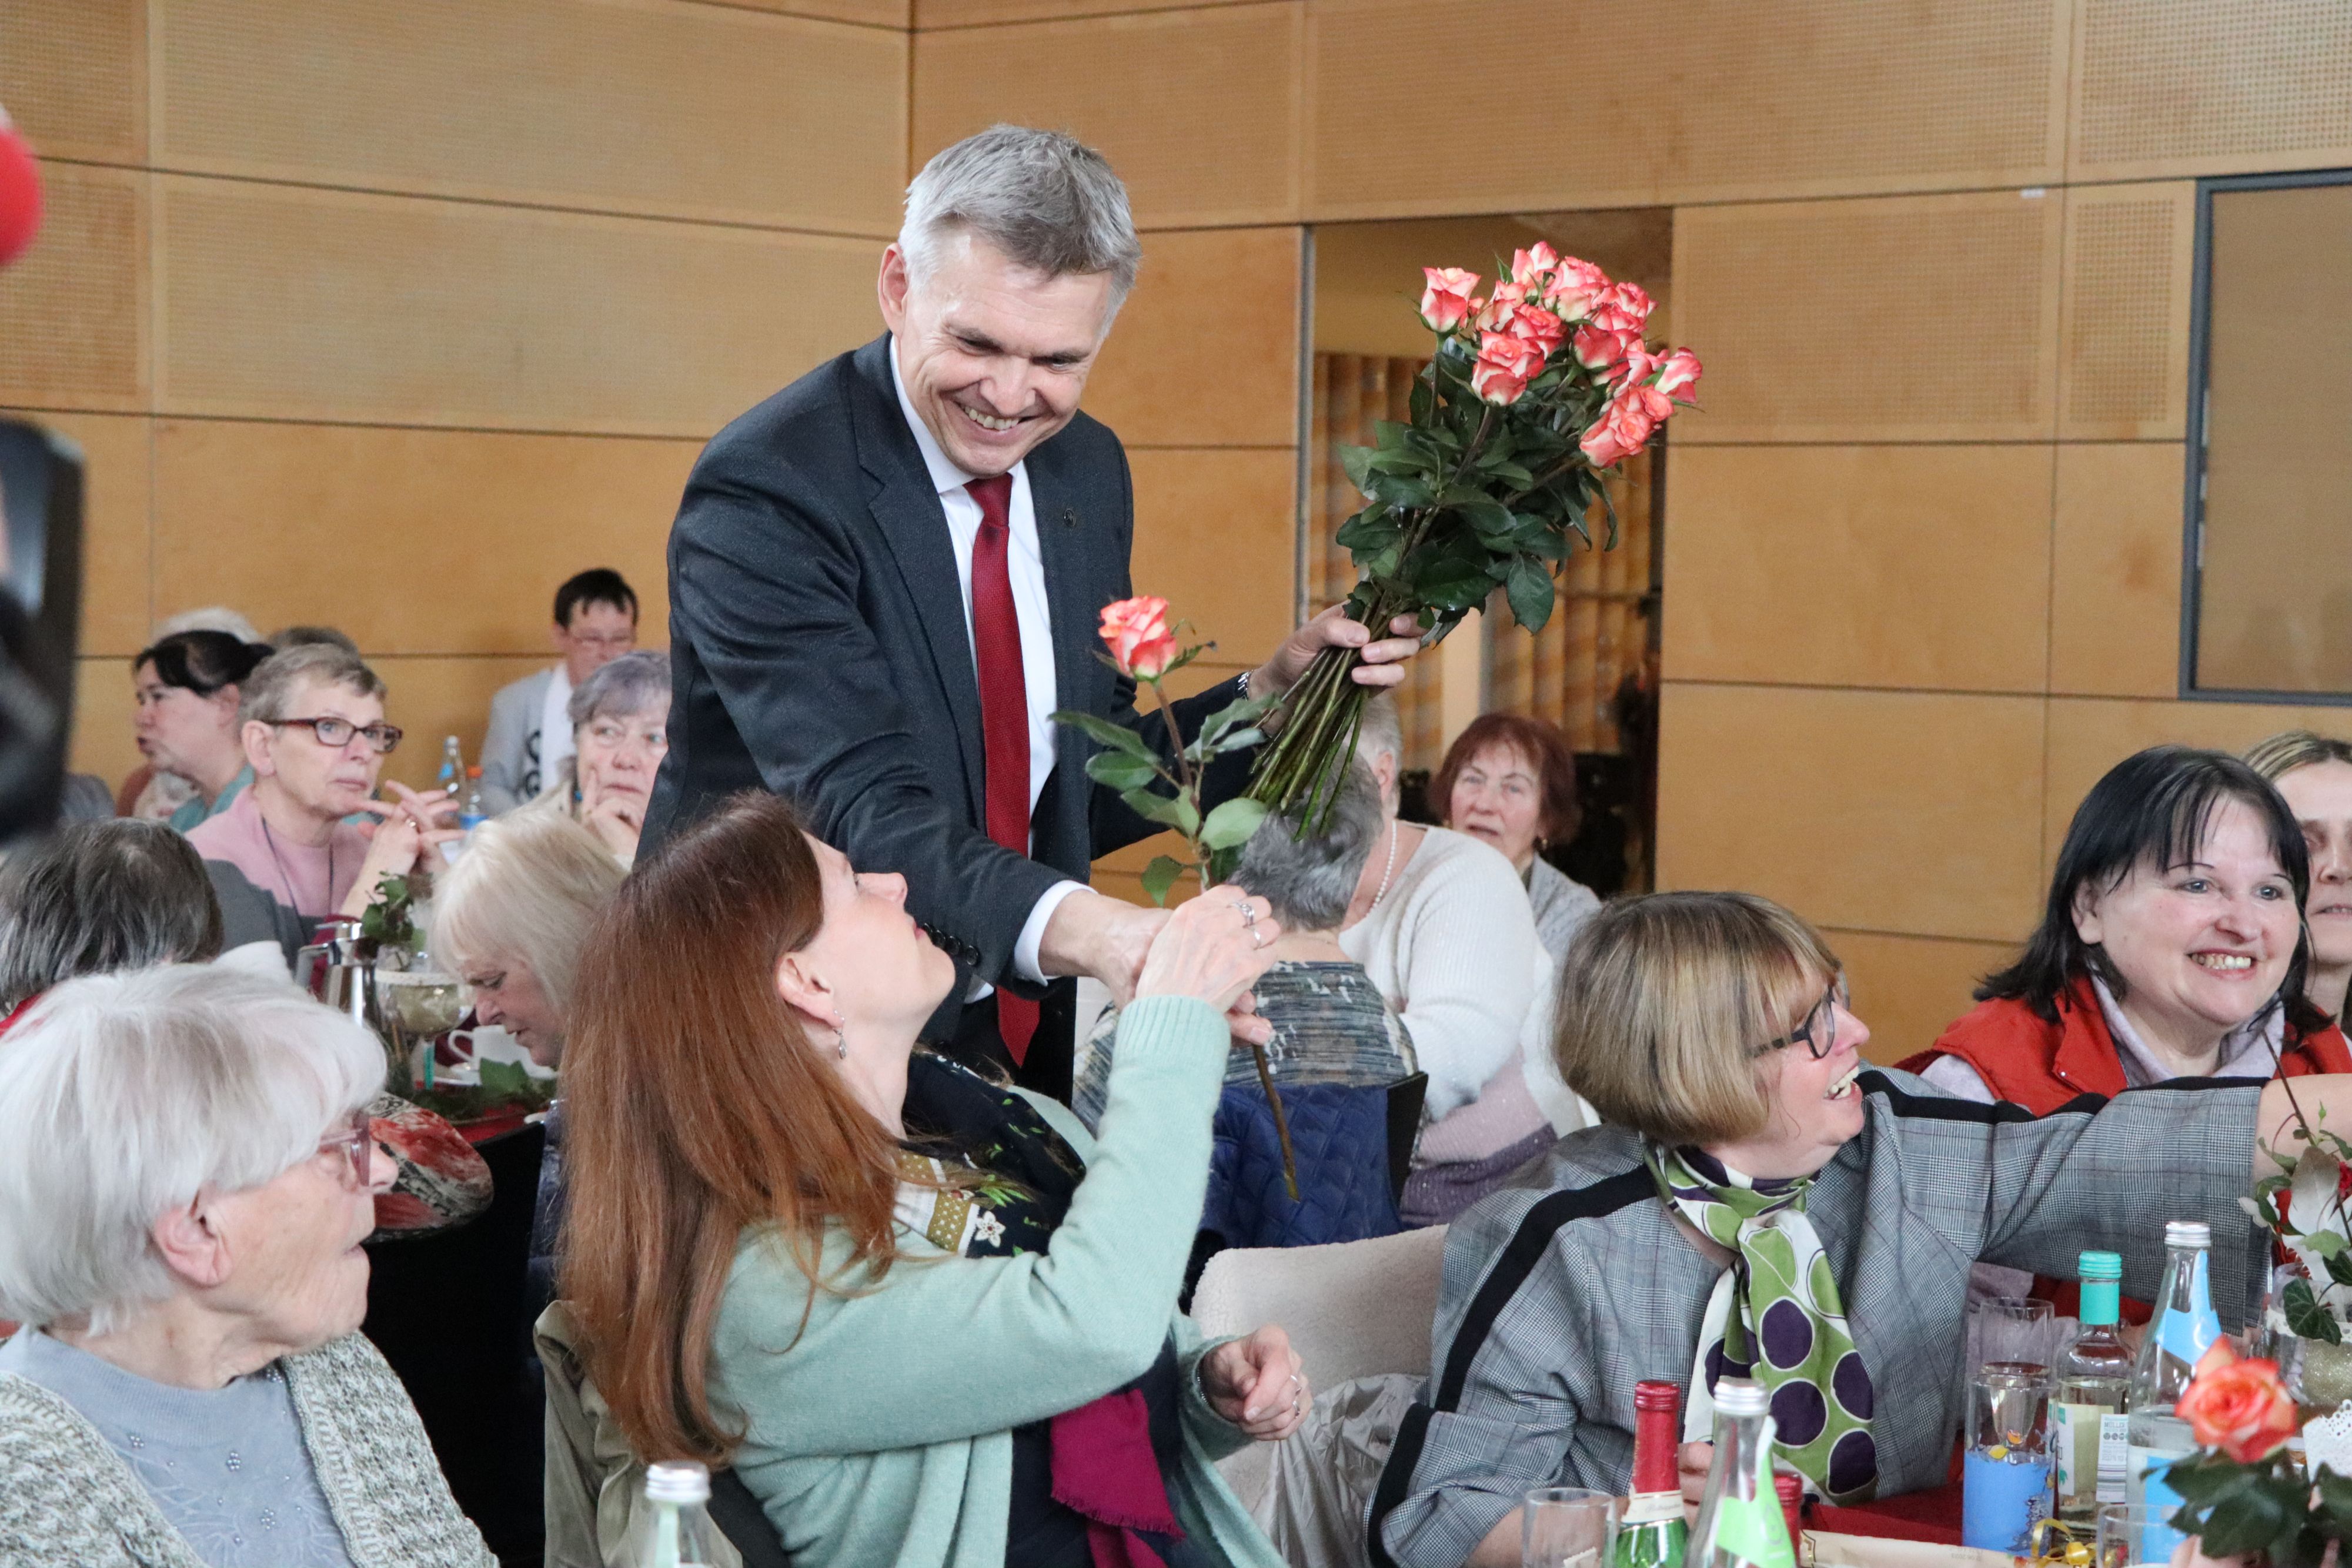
<box><xmin>1247</xmin><ymin>243</ymin><xmax>1700</xmax><ymax>825</ymax></box>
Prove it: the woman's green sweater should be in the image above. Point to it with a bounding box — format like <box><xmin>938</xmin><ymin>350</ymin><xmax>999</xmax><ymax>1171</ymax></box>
<box><xmin>709</xmin><ymin>994</ymin><xmax>1286</xmax><ymax>1568</ymax></box>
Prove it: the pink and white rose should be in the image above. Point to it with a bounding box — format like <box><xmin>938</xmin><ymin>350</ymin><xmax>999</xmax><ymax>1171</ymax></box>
<box><xmin>1418</xmin><ymin>267</ymin><xmax>1481</xmax><ymax>334</ymax></box>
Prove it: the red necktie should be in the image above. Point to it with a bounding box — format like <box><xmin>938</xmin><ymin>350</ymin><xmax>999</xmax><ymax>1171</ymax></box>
<box><xmin>966</xmin><ymin>474</ymin><xmax>1038</xmax><ymax>1064</ymax></box>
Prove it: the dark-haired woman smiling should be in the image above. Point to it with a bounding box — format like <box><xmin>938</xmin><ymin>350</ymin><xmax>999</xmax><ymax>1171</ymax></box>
<box><xmin>560</xmin><ymin>794</ymin><xmax>1306</xmax><ymax>1567</ymax></box>
<box><xmin>1907</xmin><ymin>745</ymin><xmax>2351</xmax><ymax>1108</ymax></box>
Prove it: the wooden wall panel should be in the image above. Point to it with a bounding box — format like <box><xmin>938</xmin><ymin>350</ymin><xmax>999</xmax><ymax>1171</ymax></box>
<box><xmin>1127</xmin><ymin>449</ymin><xmax>1295</xmax><ymax>662</ymax></box>
<box><xmin>150</xmin><ymin>422</ymin><xmax>693</xmax><ymax>655</ymax></box>
<box><xmin>2057</xmin><ymin>183</ymin><xmax>2194</xmax><ymax>440</ymax></box>
<box><xmin>2041</xmin><ymin>696</ymin><xmax>2345</xmax><ymax>867</ymax></box>
<box><xmin>918</xmin><ymin>0</ymin><xmax>1263</xmax><ymax>24</ymax></box>
<box><xmin>0</xmin><ymin>0</ymin><xmax>145</xmax><ymax>166</ymax></box>
<box><xmin>2</xmin><ymin>410</ymin><xmax>155</xmax><ymax>658</ymax></box>
<box><xmin>1663</xmin><ymin>446</ymin><xmax>2053</xmax><ymax>694</ymax></box>
<box><xmin>911</xmin><ymin>4</ymin><xmax>1303</xmax><ymax>229</ymax></box>
<box><xmin>1656</xmin><ymin>683</ymin><xmax>2047</xmax><ymax>943</ymax></box>
<box><xmin>718</xmin><ymin>0</ymin><xmax>909</xmax><ymax>26</ymax></box>
<box><xmin>153</xmin><ymin>0</ymin><xmax>906</xmax><ymax>235</ymax></box>
<box><xmin>1673</xmin><ymin>191</ymin><xmax>2063</xmax><ymax>443</ymax></box>
<box><xmin>2049</xmin><ymin>443</ymin><xmax>2185</xmax><ymax>700</ymax></box>
<box><xmin>1308</xmin><ymin>0</ymin><xmax>2067</xmax><ymax>219</ymax></box>
<box><xmin>2072</xmin><ymin>0</ymin><xmax>2352</xmax><ymax>182</ymax></box>
<box><xmin>69</xmin><ymin>658</ymin><xmax>142</xmax><ymax>791</ymax></box>
<box><xmin>371</xmin><ymin>657</ymin><xmax>551</xmax><ymax>793</ymax></box>
<box><xmin>0</xmin><ymin>164</ymin><xmax>148</xmax><ymax>413</ymax></box>
<box><xmin>153</xmin><ymin>178</ymin><xmax>878</xmax><ymax>436</ymax></box>
<box><xmin>1085</xmin><ymin>227</ymin><xmax>1301</xmax><ymax>449</ymax></box>
<box><xmin>1824</xmin><ymin>928</ymin><xmax>2014</xmax><ymax>1066</ymax></box>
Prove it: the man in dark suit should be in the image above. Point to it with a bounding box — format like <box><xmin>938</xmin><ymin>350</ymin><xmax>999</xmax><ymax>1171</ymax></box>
<box><xmin>642</xmin><ymin>126</ymin><xmax>1418</xmax><ymax>1096</ymax></box>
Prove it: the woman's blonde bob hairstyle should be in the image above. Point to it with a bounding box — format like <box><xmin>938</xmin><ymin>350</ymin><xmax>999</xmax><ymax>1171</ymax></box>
<box><xmin>1553</xmin><ymin>890</ymin><xmax>1843</xmax><ymax>1146</ymax></box>
<box><xmin>431</xmin><ymin>810</ymin><xmax>626</xmax><ymax>1023</ymax></box>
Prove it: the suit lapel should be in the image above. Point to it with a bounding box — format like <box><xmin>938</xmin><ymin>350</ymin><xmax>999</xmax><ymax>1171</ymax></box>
<box><xmin>848</xmin><ymin>339</ymin><xmax>985</xmax><ymax>809</ymax></box>
<box><xmin>1025</xmin><ymin>440</ymin><xmax>1104</xmax><ymax>827</ymax></box>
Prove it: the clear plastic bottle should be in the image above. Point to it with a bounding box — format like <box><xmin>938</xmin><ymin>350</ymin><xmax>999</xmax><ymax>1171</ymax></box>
<box><xmin>1689</xmin><ymin>1379</ymin><xmax>1795</xmax><ymax>1568</ymax></box>
<box><xmin>620</xmin><ymin>1460</ymin><xmax>723</xmax><ymax>1568</ymax></box>
<box><xmin>2052</xmin><ymin>1249</ymin><xmax>2133</xmax><ymax>1523</ymax></box>
<box><xmin>459</xmin><ymin>764</ymin><xmax>487</xmax><ymax>833</ymax></box>
<box><xmin>2124</xmin><ymin>1222</ymin><xmax>2221</xmax><ymax>1562</ymax></box>
<box><xmin>436</xmin><ymin>735</ymin><xmax>463</xmax><ymax>794</ymax></box>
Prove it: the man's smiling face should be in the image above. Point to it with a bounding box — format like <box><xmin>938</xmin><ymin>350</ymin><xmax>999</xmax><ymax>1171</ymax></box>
<box><xmin>877</xmin><ymin>230</ymin><xmax>1117</xmax><ymax>477</ymax></box>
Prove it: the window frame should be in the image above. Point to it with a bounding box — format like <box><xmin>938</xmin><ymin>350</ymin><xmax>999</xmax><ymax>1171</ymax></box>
<box><xmin>2180</xmin><ymin>165</ymin><xmax>2352</xmax><ymax>707</ymax></box>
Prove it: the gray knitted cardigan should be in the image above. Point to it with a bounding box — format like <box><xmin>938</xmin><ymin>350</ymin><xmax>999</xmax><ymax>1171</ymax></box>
<box><xmin>0</xmin><ymin>1330</ymin><xmax>495</xmax><ymax>1568</ymax></box>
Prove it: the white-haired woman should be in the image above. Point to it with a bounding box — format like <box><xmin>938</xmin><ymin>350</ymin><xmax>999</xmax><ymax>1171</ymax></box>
<box><xmin>529</xmin><ymin>648</ymin><xmax>669</xmax><ymax>866</ymax></box>
<box><xmin>0</xmin><ymin>965</ymin><xmax>495</xmax><ymax>1564</ymax></box>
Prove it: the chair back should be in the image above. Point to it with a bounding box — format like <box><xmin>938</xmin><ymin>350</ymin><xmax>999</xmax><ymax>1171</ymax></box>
<box><xmin>1189</xmin><ymin>1223</ymin><xmax>1448</xmax><ymax>1393</ymax></box>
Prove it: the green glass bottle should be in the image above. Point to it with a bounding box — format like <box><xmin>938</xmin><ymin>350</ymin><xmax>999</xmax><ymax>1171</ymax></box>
<box><xmin>1616</xmin><ymin>1379</ymin><xmax>1690</xmax><ymax>1568</ymax></box>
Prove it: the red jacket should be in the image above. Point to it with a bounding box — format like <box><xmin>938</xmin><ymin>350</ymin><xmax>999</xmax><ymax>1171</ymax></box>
<box><xmin>1902</xmin><ymin>975</ymin><xmax>2352</xmax><ymax>1115</ymax></box>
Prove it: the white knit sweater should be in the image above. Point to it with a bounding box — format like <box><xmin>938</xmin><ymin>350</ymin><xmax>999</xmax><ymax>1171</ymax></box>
<box><xmin>1338</xmin><ymin>825</ymin><xmax>1539</xmax><ymax>1120</ymax></box>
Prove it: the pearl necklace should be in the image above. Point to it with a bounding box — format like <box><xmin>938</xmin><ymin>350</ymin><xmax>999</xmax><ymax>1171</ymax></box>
<box><xmin>1367</xmin><ymin>821</ymin><xmax>1400</xmax><ymax>914</ymax></box>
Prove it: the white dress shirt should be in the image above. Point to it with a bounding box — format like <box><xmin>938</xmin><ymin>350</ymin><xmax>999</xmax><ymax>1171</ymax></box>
<box><xmin>889</xmin><ymin>339</ymin><xmax>1084</xmax><ymax>989</ymax></box>
<box><xmin>537</xmin><ymin>665</ymin><xmax>575</xmax><ymax>784</ymax></box>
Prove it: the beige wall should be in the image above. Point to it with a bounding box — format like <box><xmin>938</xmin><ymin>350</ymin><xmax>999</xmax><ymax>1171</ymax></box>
<box><xmin>0</xmin><ymin>0</ymin><xmax>909</xmax><ymax>795</ymax></box>
<box><xmin>916</xmin><ymin>0</ymin><xmax>2352</xmax><ymax>1049</ymax></box>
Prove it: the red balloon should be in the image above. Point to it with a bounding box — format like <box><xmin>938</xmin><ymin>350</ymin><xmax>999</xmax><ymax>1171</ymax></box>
<box><xmin>0</xmin><ymin>113</ymin><xmax>44</xmax><ymax>269</ymax></box>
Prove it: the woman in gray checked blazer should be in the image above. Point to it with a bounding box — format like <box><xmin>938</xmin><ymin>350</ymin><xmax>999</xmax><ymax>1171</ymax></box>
<box><xmin>1372</xmin><ymin>890</ymin><xmax>2345</xmax><ymax>1568</ymax></box>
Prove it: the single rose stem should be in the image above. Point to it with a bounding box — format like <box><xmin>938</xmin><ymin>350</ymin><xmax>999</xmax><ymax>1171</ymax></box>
<box><xmin>1151</xmin><ymin>677</ymin><xmax>1193</xmax><ymax>803</ymax></box>
<box><xmin>1250</xmin><ymin>1039</ymin><xmax>1301</xmax><ymax>1202</ymax></box>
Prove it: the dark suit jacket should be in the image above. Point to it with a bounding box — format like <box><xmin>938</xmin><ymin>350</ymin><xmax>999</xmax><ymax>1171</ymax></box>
<box><xmin>643</xmin><ymin>336</ymin><xmax>1254</xmax><ymax>1035</ymax></box>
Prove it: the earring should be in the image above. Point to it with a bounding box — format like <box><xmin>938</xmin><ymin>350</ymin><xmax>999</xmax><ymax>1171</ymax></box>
<box><xmin>833</xmin><ymin>1018</ymin><xmax>848</xmax><ymax>1061</ymax></box>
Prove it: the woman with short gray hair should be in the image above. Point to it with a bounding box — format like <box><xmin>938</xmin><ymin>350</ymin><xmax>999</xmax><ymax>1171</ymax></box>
<box><xmin>529</xmin><ymin>648</ymin><xmax>669</xmax><ymax>865</ymax></box>
<box><xmin>0</xmin><ymin>818</ymin><xmax>223</xmax><ymax>1013</ymax></box>
<box><xmin>0</xmin><ymin>965</ymin><xmax>495</xmax><ymax>1565</ymax></box>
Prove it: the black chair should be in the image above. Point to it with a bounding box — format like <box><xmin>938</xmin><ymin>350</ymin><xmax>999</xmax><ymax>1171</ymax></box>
<box><xmin>709</xmin><ymin>1469</ymin><xmax>793</xmax><ymax>1567</ymax></box>
<box><xmin>365</xmin><ymin>1120</ymin><xmax>547</xmax><ymax>1567</ymax></box>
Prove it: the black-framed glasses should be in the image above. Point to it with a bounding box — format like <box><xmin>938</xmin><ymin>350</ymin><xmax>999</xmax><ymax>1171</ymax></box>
<box><xmin>272</xmin><ymin>716</ymin><xmax>403</xmax><ymax>754</ymax></box>
<box><xmin>1752</xmin><ymin>974</ymin><xmax>1851</xmax><ymax>1060</ymax></box>
<box><xmin>318</xmin><ymin>1106</ymin><xmax>373</xmax><ymax>1189</ymax></box>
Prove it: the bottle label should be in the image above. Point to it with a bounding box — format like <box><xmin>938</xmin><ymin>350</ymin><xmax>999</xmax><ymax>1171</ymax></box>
<box><xmin>2052</xmin><ymin>1403</ymin><xmax>2084</xmax><ymax>1502</ymax></box>
<box><xmin>1623</xmin><ymin>1491</ymin><xmax>1683</xmax><ymax>1525</ymax></box>
<box><xmin>2097</xmin><ymin>1413</ymin><xmax>2129</xmax><ymax>1504</ymax></box>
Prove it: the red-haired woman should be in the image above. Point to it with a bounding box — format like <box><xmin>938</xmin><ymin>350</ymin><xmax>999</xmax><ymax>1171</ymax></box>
<box><xmin>1432</xmin><ymin>713</ymin><xmax>1598</xmax><ymax>964</ymax></box>
<box><xmin>559</xmin><ymin>793</ymin><xmax>1308</xmax><ymax>1568</ymax></box>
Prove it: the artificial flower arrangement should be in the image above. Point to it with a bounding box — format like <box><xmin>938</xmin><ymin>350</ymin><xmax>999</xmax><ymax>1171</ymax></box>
<box><xmin>2163</xmin><ymin>1339</ymin><xmax>2352</xmax><ymax>1566</ymax></box>
<box><xmin>1245</xmin><ymin>243</ymin><xmax>1700</xmax><ymax>824</ymax></box>
<box><xmin>2249</xmin><ymin>1101</ymin><xmax>2352</xmax><ymax>1349</ymax></box>
<box><xmin>1054</xmin><ymin>596</ymin><xmax>1297</xmax><ymax>1195</ymax></box>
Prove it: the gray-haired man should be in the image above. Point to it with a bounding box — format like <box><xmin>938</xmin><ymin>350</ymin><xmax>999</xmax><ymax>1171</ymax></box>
<box><xmin>643</xmin><ymin>125</ymin><xmax>1419</xmax><ymax>1097</ymax></box>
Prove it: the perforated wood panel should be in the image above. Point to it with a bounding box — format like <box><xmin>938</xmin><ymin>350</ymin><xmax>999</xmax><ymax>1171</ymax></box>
<box><xmin>0</xmin><ymin>0</ymin><xmax>144</xmax><ymax>164</ymax></box>
<box><xmin>152</xmin><ymin>421</ymin><xmax>694</xmax><ymax>654</ymax></box>
<box><xmin>0</xmin><ymin>163</ymin><xmax>148</xmax><ymax>412</ymax></box>
<box><xmin>917</xmin><ymin>0</ymin><xmax>1262</xmax><ymax>24</ymax></box>
<box><xmin>2057</xmin><ymin>183</ymin><xmax>2193</xmax><ymax>440</ymax></box>
<box><xmin>1085</xmin><ymin>227</ymin><xmax>1300</xmax><ymax>449</ymax></box>
<box><xmin>2041</xmin><ymin>696</ymin><xmax>2334</xmax><ymax>870</ymax></box>
<box><xmin>1673</xmin><ymin>191</ymin><xmax>2063</xmax><ymax>443</ymax></box>
<box><xmin>2073</xmin><ymin>0</ymin><xmax>2352</xmax><ymax>180</ymax></box>
<box><xmin>1656</xmin><ymin>683</ymin><xmax>2047</xmax><ymax>944</ymax></box>
<box><xmin>1821</xmin><ymin>929</ymin><xmax>2016</xmax><ymax>1065</ymax></box>
<box><xmin>911</xmin><ymin>4</ymin><xmax>1303</xmax><ymax>229</ymax></box>
<box><xmin>1309</xmin><ymin>0</ymin><xmax>2067</xmax><ymax>218</ymax></box>
<box><xmin>154</xmin><ymin>177</ymin><xmax>878</xmax><ymax>435</ymax></box>
<box><xmin>1663</xmin><ymin>445</ymin><xmax>2054</xmax><ymax>694</ymax></box>
<box><xmin>2049</xmin><ymin>443</ymin><xmax>2186</xmax><ymax>700</ymax></box>
<box><xmin>153</xmin><ymin>0</ymin><xmax>906</xmax><ymax>235</ymax></box>
<box><xmin>0</xmin><ymin>409</ymin><xmax>155</xmax><ymax>658</ymax></box>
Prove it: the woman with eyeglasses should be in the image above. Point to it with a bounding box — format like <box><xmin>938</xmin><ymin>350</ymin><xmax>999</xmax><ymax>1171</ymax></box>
<box><xmin>1374</xmin><ymin>889</ymin><xmax>2352</xmax><ymax>1568</ymax></box>
<box><xmin>523</xmin><ymin>648</ymin><xmax>669</xmax><ymax>867</ymax></box>
<box><xmin>128</xmin><ymin>628</ymin><xmax>274</xmax><ymax>831</ymax></box>
<box><xmin>0</xmin><ymin>965</ymin><xmax>496</xmax><ymax>1565</ymax></box>
<box><xmin>186</xmin><ymin>644</ymin><xmax>460</xmax><ymax>958</ymax></box>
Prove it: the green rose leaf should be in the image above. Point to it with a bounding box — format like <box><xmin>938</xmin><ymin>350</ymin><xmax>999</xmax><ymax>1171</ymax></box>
<box><xmin>478</xmin><ymin>1057</ymin><xmax>532</xmax><ymax>1099</ymax></box>
<box><xmin>1127</xmin><ymin>790</ymin><xmax>1201</xmax><ymax>838</ymax></box>
<box><xmin>1200</xmin><ymin>797</ymin><xmax>1268</xmax><ymax>851</ymax></box>
<box><xmin>1140</xmin><ymin>855</ymin><xmax>1185</xmax><ymax>907</ymax></box>
<box><xmin>1085</xmin><ymin>750</ymin><xmax>1160</xmax><ymax>791</ymax></box>
<box><xmin>1338</xmin><ymin>443</ymin><xmax>1376</xmax><ymax>493</ymax></box>
<box><xmin>1052</xmin><ymin>708</ymin><xmax>1158</xmax><ymax>763</ymax></box>
<box><xmin>1336</xmin><ymin>507</ymin><xmax>1405</xmax><ymax>552</ymax></box>
<box><xmin>2326</xmin><ymin>1249</ymin><xmax>2352</xmax><ymax>1289</ymax></box>
<box><xmin>2303</xmin><ymin>1227</ymin><xmax>2346</xmax><ymax>1257</ymax></box>
<box><xmin>1505</xmin><ymin>556</ymin><xmax>1556</xmax><ymax>631</ymax></box>
<box><xmin>2286</xmin><ymin>1277</ymin><xmax>2343</xmax><ymax>1343</ymax></box>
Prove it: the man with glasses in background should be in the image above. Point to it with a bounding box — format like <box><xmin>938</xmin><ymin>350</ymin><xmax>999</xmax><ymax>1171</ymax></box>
<box><xmin>188</xmin><ymin>643</ymin><xmax>460</xmax><ymax>959</ymax></box>
<box><xmin>479</xmin><ymin>568</ymin><xmax>639</xmax><ymax>815</ymax></box>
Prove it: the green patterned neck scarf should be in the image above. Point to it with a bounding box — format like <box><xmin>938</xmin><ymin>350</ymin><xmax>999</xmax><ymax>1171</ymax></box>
<box><xmin>1645</xmin><ymin>1142</ymin><xmax>1879</xmax><ymax>1503</ymax></box>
